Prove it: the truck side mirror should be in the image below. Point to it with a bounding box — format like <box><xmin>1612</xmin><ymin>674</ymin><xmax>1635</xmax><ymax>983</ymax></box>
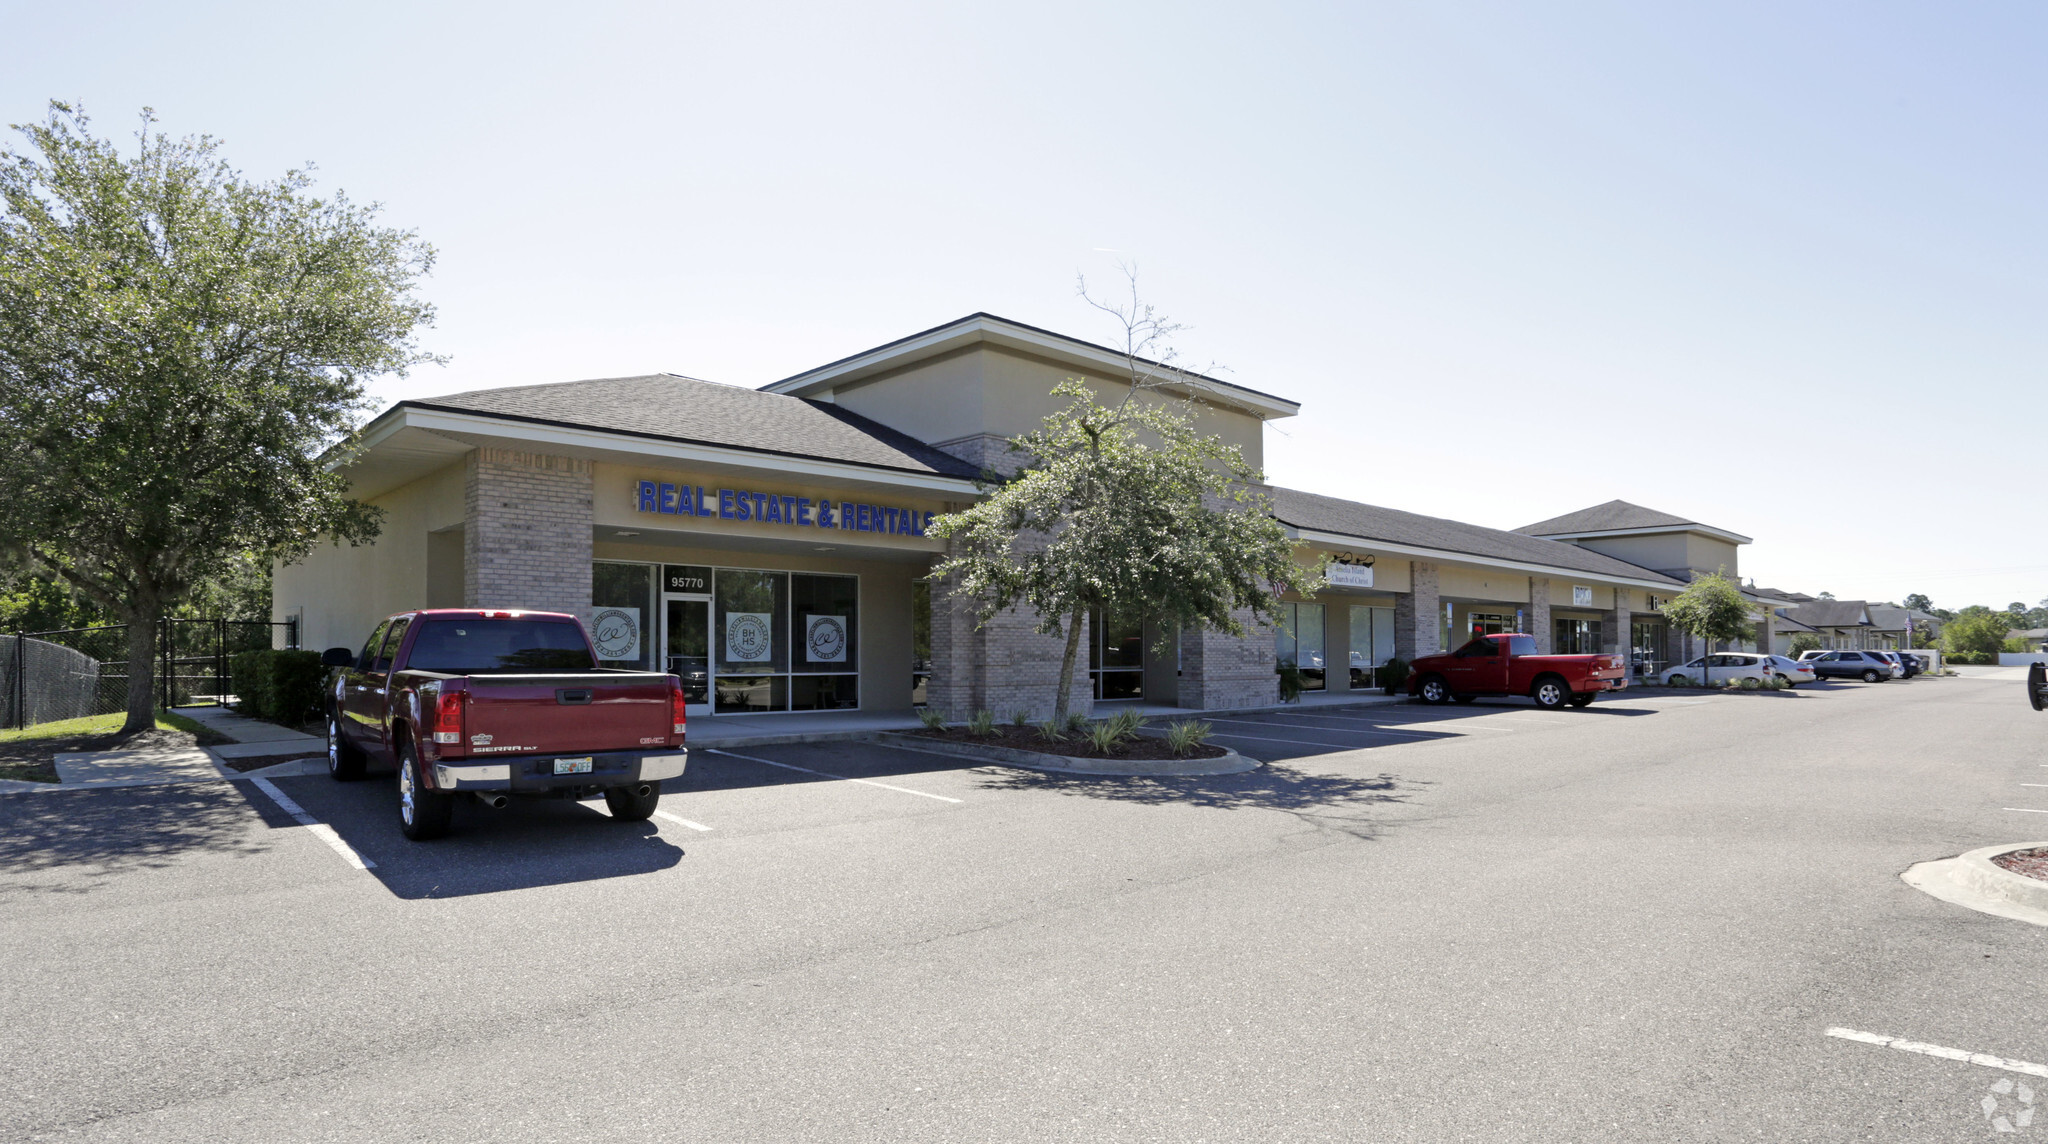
<box><xmin>322</xmin><ymin>646</ymin><xmax>357</xmax><ymax>669</ymax></box>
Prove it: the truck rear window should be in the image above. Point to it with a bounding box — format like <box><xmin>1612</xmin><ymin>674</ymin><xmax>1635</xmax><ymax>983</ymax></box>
<box><xmin>405</xmin><ymin>619</ymin><xmax>594</xmax><ymax>673</ymax></box>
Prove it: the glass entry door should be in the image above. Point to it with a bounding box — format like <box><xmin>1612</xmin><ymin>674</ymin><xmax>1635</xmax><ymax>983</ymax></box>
<box><xmin>665</xmin><ymin>597</ymin><xmax>712</xmax><ymax>716</ymax></box>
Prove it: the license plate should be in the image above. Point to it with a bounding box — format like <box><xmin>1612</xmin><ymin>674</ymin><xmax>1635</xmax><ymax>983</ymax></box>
<box><xmin>553</xmin><ymin>757</ymin><xmax>594</xmax><ymax>775</ymax></box>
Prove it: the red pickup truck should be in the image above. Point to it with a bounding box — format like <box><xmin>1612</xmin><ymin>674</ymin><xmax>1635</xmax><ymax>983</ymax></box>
<box><xmin>321</xmin><ymin>609</ymin><xmax>688</xmax><ymax>840</ymax></box>
<box><xmin>1406</xmin><ymin>632</ymin><xmax>1628</xmax><ymax>709</ymax></box>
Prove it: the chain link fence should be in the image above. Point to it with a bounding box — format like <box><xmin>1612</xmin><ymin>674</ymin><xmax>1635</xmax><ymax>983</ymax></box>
<box><xmin>3</xmin><ymin>618</ymin><xmax>298</xmax><ymax>729</ymax></box>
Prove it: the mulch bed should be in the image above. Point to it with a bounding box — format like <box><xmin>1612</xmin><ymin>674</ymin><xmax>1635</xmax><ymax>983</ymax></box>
<box><xmin>1992</xmin><ymin>847</ymin><xmax>2048</xmax><ymax>883</ymax></box>
<box><xmin>0</xmin><ymin>727</ymin><xmax>209</xmax><ymax>785</ymax></box>
<box><xmin>909</xmin><ymin>725</ymin><xmax>1227</xmax><ymax>762</ymax></box>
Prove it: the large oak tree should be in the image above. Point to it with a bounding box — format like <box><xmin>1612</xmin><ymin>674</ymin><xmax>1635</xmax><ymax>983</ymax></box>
<box><xmin>0</xmin><ymin>103</ymin><xmax>436</xmax><ymax>729</ymax></box>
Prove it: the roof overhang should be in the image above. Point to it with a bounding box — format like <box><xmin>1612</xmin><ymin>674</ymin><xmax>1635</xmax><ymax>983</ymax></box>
<box><xmin>1532</xmin><ymin>523</ymin><xmax>1754</xmax><ymax>546</ymax></box>
<box><xmin>761</xmin><ymin>313</ymin><xmax>1302</xmax><ymax>421</ymax></box>
<box><xmin>330</xmin><ymin>404</ymin><xmax>986</xmax><ymax>501</ymax></box>
<box><xmin>1285</xmin><ymin>527</ymin><xmax>1687</xmax><ymax>593</ymax></box>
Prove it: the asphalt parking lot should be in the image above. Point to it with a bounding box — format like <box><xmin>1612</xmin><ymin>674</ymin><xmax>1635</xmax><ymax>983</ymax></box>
<box><xmin>4</xmin><ymin>676</ymin><xmax>2045</xmax><ymax>1142</ymax></box>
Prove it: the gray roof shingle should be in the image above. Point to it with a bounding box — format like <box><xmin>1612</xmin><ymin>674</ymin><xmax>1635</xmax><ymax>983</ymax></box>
<box><xmin>1516</xmin><ymin>499</ymin><xmax>1713</xmax><ymax>537</ymax></box>
<box><xmin>1790</xmin><ymin>601</ymin><xmax>1873</xmax><ymax>628</ymax></box>
<box><xmin>1272</xmin><ymin>488</ymin><xmax>1685</xmax><ymax>586</ymax></box>
<box><xmin>408</xmin><ymin>374</ymin><xmax>982</xmax><ymax>479</ymax></box>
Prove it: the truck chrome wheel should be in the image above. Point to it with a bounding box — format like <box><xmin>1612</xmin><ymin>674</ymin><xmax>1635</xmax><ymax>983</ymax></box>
<box><xmin>1419</xmin><ymin>677</ymin><xmax>1451</xmax><ymax>704</ymax></box>
<box><xmin>1533</xmin><ymin>679</ymin><xmax>1568</xmax><ymax>708</ymax></box>
<box><xmin>398</xmin><ymin>755</ymin><xmax>416</xmax><ymax>826</ymax></box>
<box><xmin>396</xmin><ymin>743</ymin><xmax>454</xmax><ymax>840</ymax></box>
<box><xmin>326</xmin><ymin>715</ymin><xmax>365</xmax><ymax>781</ymax></box>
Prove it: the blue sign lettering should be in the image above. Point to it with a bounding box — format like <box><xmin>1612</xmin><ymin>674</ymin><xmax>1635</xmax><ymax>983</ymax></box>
<box><xmin>637</xmin><ymin>479</ymin><xmax>931</xmax><ymax>539</ymax></box>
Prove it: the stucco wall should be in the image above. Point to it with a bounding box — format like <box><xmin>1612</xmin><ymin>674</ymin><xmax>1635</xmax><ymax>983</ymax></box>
<box><xmin>274</xmin><ymin>461</ymin><xmax>466</xmax><ymax>651</ymax></box>
<box><xmin>1437</xmin><ymin>566</ymin><xmax>1533</xmax><ymax>604</ymax></box>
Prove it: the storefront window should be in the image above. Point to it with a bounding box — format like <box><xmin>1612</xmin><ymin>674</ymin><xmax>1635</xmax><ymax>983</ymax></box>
<box><xmin>911</xmin><ymin>580</ymin><xmax>931</xmax><ymax>706</ymax></box>
<box><xmin>1275</xmin><ymin>602</ymin><xmax>1326</xmax><ymax>691</ymax></box>
<box><xmin>1553</xmin><ymin>618</ymin><xmax>1605</xmax><ymax>655</ymax></box>
<box><xmin>790</xmin><ymin>573</ymin><xmax>858</xmax><ymax>710</ymax></box>
<box><xmin>1347</xmin><ymin>605</ymin><xmax>1396</xmax><ymax>689</ymax></box>
<box><xmin>1090</xmin><ymin>612</ymin><xmax>1144</xmax><ymax>700</ymax></box>
<box><xmin>591</xmin><ymin>561</ymin><xmax>656</xmax><ymax>669</ymax></box>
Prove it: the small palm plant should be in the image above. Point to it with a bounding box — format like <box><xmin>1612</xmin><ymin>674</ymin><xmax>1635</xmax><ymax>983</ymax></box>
<box><xmin>1106</xmin><ymin>708</ymin><xmax>1148</xmax><ymax>741</ymax></box>
<box><xmin>1010</xmin><ymin>709</ymin><xmax>1032</xmax><ymax>728</ymax></box>
<box><xmin>1085</xmin><ymin>719</ymin><xmax>1126</xmax><ymax>754</ymax></box>
<box><xmin>1164</xmin><ymin>719</ymin><xmax>1214</xmax><ymax>757</ymax></box>
<box><xmin>967</xmin><ymin>709</ymin><xmax>998</xmax><ymax>737</ymax></box>
<box><xmin>916</xmin><ymin>707</ymin><xmax>947</xmax><ymax>731</ymax></box>
<box><xmin>1035</xmin><ymin>718</ymin><xmax>1068</xmax><ymax>742</ymax></box>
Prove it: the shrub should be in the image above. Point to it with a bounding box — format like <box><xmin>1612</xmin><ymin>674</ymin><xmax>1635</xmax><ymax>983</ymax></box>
<box><xmin>1787</xmin><ymin>633</ymin><xmax>1822</xmax><ymax>657</ymax></box>
<box><xmin>1277</xmin><ymin>664</ymin><xmax>1305</xmax><ymax>703</ymax></box>
<box><xmin>1667</xmin><ymin>673</ymin><xmax>1694</xmax><ymax>687</ymax></box>
<box><xmin>967</xmin><ymin>709</ymin><xmax>997</xmax><ymax>737</ymax></box>
<box><xmin>1010</xmin><ymin>709</ymin><xmax>1032</xmax><ymax>728</ymax></box>
<box><xmin>1064</xmin><ymin>711</ymin><xmax>1090</xmax><ymax>734</ymax></box>
<box><xmin>1165</xmin><ymin>719</ymin><xmax>1213</xmax><ymax>756</ymax></box>
<box><xmin>1740</xmin><ymin>676</ymin><xmax>1761</xmax><ymax>691</ymax></box>
<box><xmin>1377</xmin><ymin>658</ymin><xmax>1410</xmax><ymax>692</ymax></box>
<box><xmin>1947</xmin><ymin>651</ymin><xmax>1996</xmax><ymax>666</ymax></box>
<box><xmin>229</xmin><ymin>649</ymin><xmax>326</xmax><ymax>724</ymax></box>
<box><xmin>916</xmin><ymin>707</ymin><xmax>948</xmax><ymax>731</ymax></box>
<box><xmin>1035</xmin><ymin>718</ymin><xmax>1067</xmax><ymax>742</ymax></box>
<box><xmin>1085</xmin><ymin>720</ymin><xmax>1125</xmax><ymax>754</ymax></box>
<box><xmin>1106</xmin><ymin>708</ymin><xmax>1147</xmax><ymax>741</ymax></box>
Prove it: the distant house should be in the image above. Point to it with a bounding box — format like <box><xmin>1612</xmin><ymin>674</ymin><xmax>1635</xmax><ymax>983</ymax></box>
<box><xmin>2016</xmin><ymin>628</ymin><xmax>2048</xmax><ymax>653</ymax></box>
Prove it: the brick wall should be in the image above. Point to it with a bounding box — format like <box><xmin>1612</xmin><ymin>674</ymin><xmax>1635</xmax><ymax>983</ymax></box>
<box><xmin>1606</xmin><ymin>603</ymin><xmax>1633</xmax><ymax>656</ymax></box>
<box><xmin>1528</xmin><ymin>577</ymin><xmax>1553</xmax><ymax>654</ymax></box>
<box><xmin>464</xmin><ymin>448</ymin><xmax>595</xmax><ymax>613</ymax></box>
<box><xmin>1179</xmin><ymin>610</ymin><xmax>1279</xmax><ymax>709</ymax></box>
<box><xmin>1395</xmin><ymin>561</ymin><xmax>1441</xmax><ymax>661</ymax></box>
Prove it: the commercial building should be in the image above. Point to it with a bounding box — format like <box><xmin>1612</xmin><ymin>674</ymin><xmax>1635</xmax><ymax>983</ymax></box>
<box><xmin>277</xmin><ymin>314</ymin><xmax>1774</xmax><ymax>722</ymax></box>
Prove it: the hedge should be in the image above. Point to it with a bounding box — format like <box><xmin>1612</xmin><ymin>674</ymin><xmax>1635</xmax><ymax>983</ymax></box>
<box><xmin>230</xmin><ymin>649</ymin><xmax>328</xmax><ymax>724</ymax></box>
<box><xmin>1945</xmin><ymin>651</ymin><xmax>1997</xmax><ymax>666</ymax></box>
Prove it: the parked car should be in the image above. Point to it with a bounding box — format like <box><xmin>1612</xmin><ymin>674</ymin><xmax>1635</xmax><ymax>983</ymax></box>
<box><xmin>1659</xmin><ymin>652</ymin><xmax>1810</xmax><ymax>688</ymax></box>
<box><xmin>1797</xmin><ymin>649</ymin><xmax>1894</xmax><ymax>683</ymax></box>
<box><xmin>323</xmin><ymin>609</ymin><xmax>689</xmax><ymax>840</ymax></box>
<box><xmin>1874</xmin><ymin>650</ymin><xmax>1920</xmax><ymax>678</ymax></box>
<box><xmin>1407</xmin><ymin>633</ymin><xmax>1628</xmax><ymax>709</ymax></box>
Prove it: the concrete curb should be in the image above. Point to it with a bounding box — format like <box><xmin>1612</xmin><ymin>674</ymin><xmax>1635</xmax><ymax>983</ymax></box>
<box><xmin>1902</xmin><ymin>841</ymin><xmax>2048</xmax><ymax>928</ymax></box>
<box><xmin>875</xmin><ymin>731</ymin><xmax>1257</xmax><ymax>777</ymax></box>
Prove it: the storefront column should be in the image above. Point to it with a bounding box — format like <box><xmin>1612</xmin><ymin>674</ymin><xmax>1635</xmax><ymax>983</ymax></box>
<box><xmin>926</xmin><ymin>543</ymin><xmax>1091</xmax><ymax>723</ymax></box>
<box><xmin>1393</xmin><ymin>561</ymin><xmax>1440</xmax><ymax>661</ymax></box>
<box><xmin>1178</xmin><ymin>609</ymin><xmax>1278</xmax><ymax>710</ymax></box>
<box><xmin>1528</xmin><ymin>577</ymin><xmax>1553</xmax><ymax>654</ymax></box>
<box><xmin>1605</xmin><ymin>602</ymin><xmax>1632</xmax><ymax>656</ymax></box>
<box><xmin>464</xmin><ymin>447</ymin><xmax>593</xmax><ymax>614</ymax></box>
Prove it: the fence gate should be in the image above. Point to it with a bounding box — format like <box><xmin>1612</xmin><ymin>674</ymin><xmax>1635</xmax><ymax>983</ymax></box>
<box><xmin>3</xmin><ymin>618</ymin><xmax>298</xmax><ymax>729</ymax></box>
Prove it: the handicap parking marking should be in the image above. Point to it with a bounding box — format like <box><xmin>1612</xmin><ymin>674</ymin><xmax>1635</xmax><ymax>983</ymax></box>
<box><xmin>705</xmin><ymin>748</ymin><xmax>964</xmax><ymax>803</ymax></box>
<box><xmin>248</xmin><ymin>777</ymin><xmax>377</xmax><ymax>871</ymax></box>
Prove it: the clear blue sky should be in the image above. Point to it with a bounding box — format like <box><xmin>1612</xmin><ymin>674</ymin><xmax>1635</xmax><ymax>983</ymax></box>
<box><xmin>8</xmin><ymin>1</ymin><xmax>2044</xmax><ymax>610</ymax></box>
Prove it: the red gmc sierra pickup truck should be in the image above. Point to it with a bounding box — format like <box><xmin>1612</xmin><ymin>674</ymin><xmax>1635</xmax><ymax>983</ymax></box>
<box><xmin>321</xmin><ymin>609</ymin><xmax>688</xmax><ymax>840</ymax></box>
<box><xmin>1406</xmin><ymin>632</ymin><xmax>1628</xmax><ymax>709</ymax></box>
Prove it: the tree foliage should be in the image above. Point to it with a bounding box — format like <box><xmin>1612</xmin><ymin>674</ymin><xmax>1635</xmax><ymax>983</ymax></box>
<box><xmin>0</xmin><ymin>103</ymin><xmax>436</xmax><ymax>727</ymax></box>
<box><xmin>1664</xmin><ymin>570</ymin><xmax>1756</xmax><ymax>656</ymax></box>
<box><xmin>1943</xmin><ymin>606</ymin><xmax>2012</xmax><ymax>656</ymax></box>
<box><xmin>929</xmin><ymin>379</ymin><xmax>1317</xmax><ymax>721</ymax></box>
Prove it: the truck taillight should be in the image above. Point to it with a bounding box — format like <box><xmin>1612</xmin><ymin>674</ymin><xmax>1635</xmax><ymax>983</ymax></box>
<box><xmin>670</xmin><ymin>679</ymin><xmax>688</xmax><ymax>737</ymax></box>
<box><xmin>433</xmin><ymin>690</ymin><xmax>464</xmax><ymax>745</ymax></box>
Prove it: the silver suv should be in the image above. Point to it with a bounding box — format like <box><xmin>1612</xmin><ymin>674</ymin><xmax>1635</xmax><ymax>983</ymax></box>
<box><xmin>1798</xmin><ymin>650</ymin><xmax>1894</xmax><ymax>683</ymax></box>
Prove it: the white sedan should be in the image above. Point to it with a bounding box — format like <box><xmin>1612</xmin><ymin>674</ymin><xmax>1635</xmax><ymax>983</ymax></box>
<box><xmin>1661</xmin><ymin>652</ymin><xmax>1814</xmax><ymax>687</ymax></box>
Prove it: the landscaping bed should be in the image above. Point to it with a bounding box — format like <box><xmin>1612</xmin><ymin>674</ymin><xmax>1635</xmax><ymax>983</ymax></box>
<box><xmin>907</xmin><ymin>724</ymin><xmax>1227</xmax><ymax>763</ymax></box>
<box><xmin>0</xmin><ymin>711</ymin><xmax>231</xmax><ymax>783</ymax></box>
<box><xmin>1992</xmin><ymin>847</ymin><xmax>2048</xmax><ymax>884</ymax></box>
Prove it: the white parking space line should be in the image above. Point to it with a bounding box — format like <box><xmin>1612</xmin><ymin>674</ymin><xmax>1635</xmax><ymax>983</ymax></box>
<box><xmin>2022</xmin><ymin>784</ymin><xmax>2048</xmax><ymax>788</ymax></box>
<box><xmin>249</xmin><ymin>778</ymin><xmax>377</xmax><ymax>871</ymax></box>
<box><xmin>653</xmin><ymin>810</ymin><xmax>713</xmax><ymax>831</ymax></box>
<box><xmin>1248</xmin><ymin>712</ymin><xmax>1515</xmax><ymax>734</ymax></box>
<box><xmin>1209</xmin><ymin>730</ymin><xmax>1389</xmax><ymax>751</ymax></box>
<box><xmin>705</xmin><ymin>748</ymin><xmax>963</xmax><ymax>804</ymax></box>
<box><xmin>2005</xmin><ymin>808</ymin><xmax>2048</xmax><ymax>814</ymax></box>
<box><xmin>1826</xmin><ymin>1028</ymin><xmax>2048</xmax><ymax>1079</ymax></box>
<box><xmin>1205</xmin><ymin>716</ymin><xmax>1446</xmax><ymax>740</ymax></box>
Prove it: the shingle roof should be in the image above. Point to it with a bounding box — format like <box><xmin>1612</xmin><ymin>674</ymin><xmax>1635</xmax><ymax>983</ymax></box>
<box><xmin>1773</xmin><ymin>614</ymin><xmax>1820</xmax><ymax>633</ymax></box>
<box><xmin>1271</xmin><ymin>488</ymin><xmax>1686</xmax><ymax>586</ymax></box>
<box><xmin>1791</xmin><ymin>601</ymin><xmax>1873</xmax><ymax>628</ymax></box>
<box><xmin>1516</xmin><ymin>499</ymin><xmax>1721</xmax><ymax>537</ymax></box>
<box><xmin>406</xmin><ymin>374</ymin><xmax>982</xmax><ymax>479</ymax></box>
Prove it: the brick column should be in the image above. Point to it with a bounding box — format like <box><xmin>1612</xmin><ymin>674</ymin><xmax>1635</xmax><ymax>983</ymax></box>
<box><xmin>1179</xmin><ymin>609</ymin><xmax>1278</xmax><ymax>710</ymax></box>
<box><xmin>1394</xmin><ymin>560</ymin><xmax>1440</xmax><ymax>661</ymax></box>
<box><xmin>925</xmin><ymin>518</ymin><xmax>1091</xmax><ymax>722</ymax></box>
<box><xmin>1605</xmin><ymin>601</ymin><xmax>1632</xmax><ymax>655</ymax></box>
<box><xmin>464</xmin><ymin>448</ymin><xmax>593</xmax><ymax>613</ymax></box>
<box><xmin>1528</xmin><ymin>577</ymin><xmax>1553</xmax><ymax>653</ymax></box>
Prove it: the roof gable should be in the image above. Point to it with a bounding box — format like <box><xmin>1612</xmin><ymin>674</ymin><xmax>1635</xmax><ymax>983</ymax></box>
<box><xmin>1516</xmin><ymin>499</ymin><xmax>1750</xmax><ymax>544</ymax></box>
<box><xmin>406</xmin><ymin>374</ymin><xmax>981</xmax><ymax>479</ymax></box>
<box><xmin>1272</xmin><ymin>488</ymin><xmax>1685</xmax><ymax>586</ymax></box>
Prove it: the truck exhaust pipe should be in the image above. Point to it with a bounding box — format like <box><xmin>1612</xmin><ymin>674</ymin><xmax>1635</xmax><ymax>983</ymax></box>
<box><xmin>634</xmin><ymin>784</ymin><xmax>653</xmax><ymax>799</ymax></box>
<box><xmin>474</xmin><ymin>791</ymin><xmax>509</xmax><ymax>809</ymax></box>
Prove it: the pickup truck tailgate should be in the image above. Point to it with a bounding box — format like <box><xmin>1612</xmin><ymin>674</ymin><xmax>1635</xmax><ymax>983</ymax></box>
<box><xmin>460</xmin><ymin>672</ymin><xmax>674</xmax><ymax>754</ymax></box>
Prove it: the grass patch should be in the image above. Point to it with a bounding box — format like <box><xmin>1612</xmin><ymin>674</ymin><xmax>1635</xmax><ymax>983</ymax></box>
<box><xmin>0</xmin><ymin>710</ymin><xmax>230</xmax><ymax>747</ymax></box>
<box><xmin>0</xmin><ymin>709</ymin><xmax>233</xmax><ymax>783</ymax></box>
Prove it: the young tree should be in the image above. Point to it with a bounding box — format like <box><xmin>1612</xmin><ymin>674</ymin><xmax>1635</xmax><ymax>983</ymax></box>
<box><xmin>928</xmin><ymin>279</ymin><xmax>1318</xmax><ymax>722</ymax></box>
<box><xmin>1663</xmin><ymin>570</ymin><xmax>1757</xmax><ymax>684</ymax></box>
<box><xmin>1903</xmin><ymin>593</ymin><xmax>1934</xmax><ymax>614</ymax></box>
<box><xmin>0</xmin><ymin>104</ymin><xmax>436</xmax><ymax>729</ymax></box>
<box><xmin>1787</xmin><ymin>632</ymin><xmax>1822</xmax><ymax>657</ymax></box>
<box><xmin>1943</xmin><ymin>607</ymin><xmax>2012</xmax><ymax>657</ymax></box>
